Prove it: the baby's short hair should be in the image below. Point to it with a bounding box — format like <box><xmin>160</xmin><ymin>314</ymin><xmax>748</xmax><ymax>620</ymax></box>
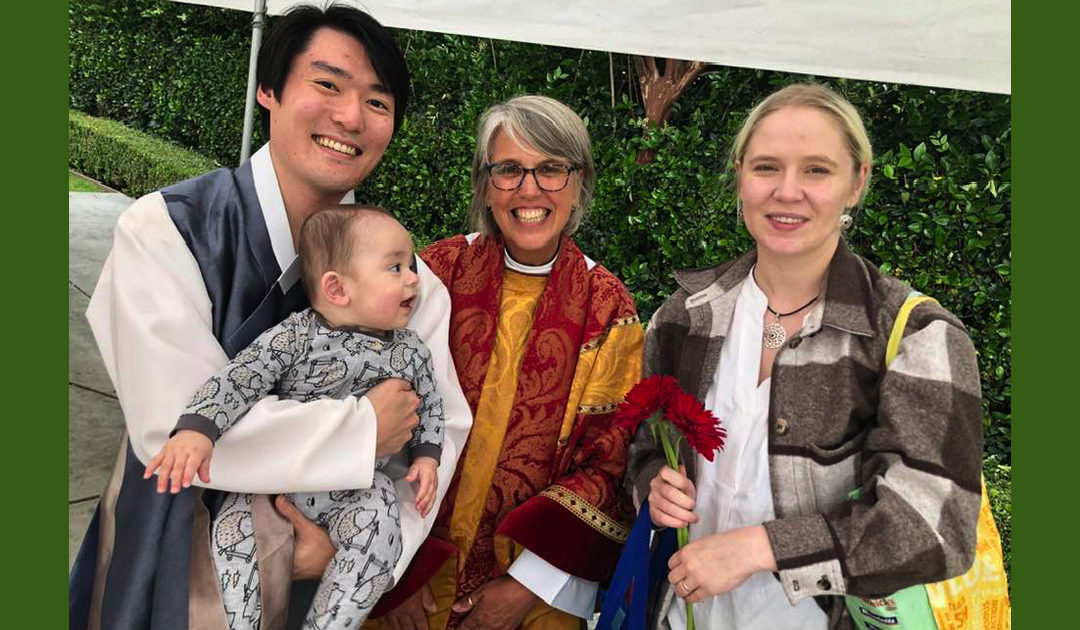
<box><xmin>298</xmin><ymin>204</ymin><xmax>394</xmax><ymax>300</ymax></box>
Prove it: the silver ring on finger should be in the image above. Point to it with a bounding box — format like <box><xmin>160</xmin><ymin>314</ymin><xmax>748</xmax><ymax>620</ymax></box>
<box><xmin>680</xmin><ymin>579</ymin><xmax>691</xmax><ymax>595</ymax></box>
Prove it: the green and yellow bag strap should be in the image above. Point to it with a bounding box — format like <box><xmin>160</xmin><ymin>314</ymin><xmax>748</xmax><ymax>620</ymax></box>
<box><xmin>886</xmin><ymin>292</ymin><xmax>938</xmax><ymax>367</ymax></box>
<box><xmin>844</xmin><ymin>292</ymin><xmax>943</xmax><ymax>629</ymax></box>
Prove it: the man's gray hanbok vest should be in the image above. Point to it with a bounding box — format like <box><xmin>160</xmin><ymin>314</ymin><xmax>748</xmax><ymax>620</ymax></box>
<box><xmin>70</xmin><ymin>162</ymin><xmax>310</xmax><ymax>630</ymax></box>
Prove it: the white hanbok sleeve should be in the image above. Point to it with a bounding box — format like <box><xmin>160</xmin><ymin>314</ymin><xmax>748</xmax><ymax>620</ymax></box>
<box><xmin>87</xmin><ymin>193</ymin><xmax>471</xmax><ymax>518</ymax></box>
<box><xmin>391</xmin><ymin>254</ymin><xmax>473</xmax><ymax>580</ymax></box>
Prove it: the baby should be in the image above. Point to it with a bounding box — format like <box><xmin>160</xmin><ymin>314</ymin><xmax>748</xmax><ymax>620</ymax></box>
<box><xmin>144</xmin><ymin>206</ymin><xmax>443</xmax><ymax>629</ymax></box>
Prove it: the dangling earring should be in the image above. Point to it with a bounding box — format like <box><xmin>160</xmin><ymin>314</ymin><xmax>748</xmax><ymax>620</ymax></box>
<box><xmin>736</xmin><ymin>198</ymin><xmax>744</xmax><ymax>225</ymax></box>
<box><xmin>839</xmin><ymin>212</ymin><xmax>853</xmax><ymax>230</ymax></box>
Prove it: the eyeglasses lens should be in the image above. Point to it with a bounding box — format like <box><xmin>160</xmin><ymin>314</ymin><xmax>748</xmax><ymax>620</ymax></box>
<box><xmin>490</xmin><ymin>163</ymin><xmax>572</xmax><ymax>191</ymax></box>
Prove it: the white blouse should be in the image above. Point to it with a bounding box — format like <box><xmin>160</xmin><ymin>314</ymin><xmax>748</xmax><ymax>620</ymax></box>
<box><xmin>666</xmin><ymin>269</ymin><xmax>828</xmax><ymax>630</ymax></box>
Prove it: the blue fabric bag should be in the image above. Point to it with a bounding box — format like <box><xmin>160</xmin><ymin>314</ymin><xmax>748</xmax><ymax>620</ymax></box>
<box><xmin>596</xmin><ymin>500</ymin><xmax>678</xmax><ymax>630</ymax></box>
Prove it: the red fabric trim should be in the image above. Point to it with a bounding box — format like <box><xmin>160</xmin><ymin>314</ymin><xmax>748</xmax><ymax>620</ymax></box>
<box><xmin>368</xmin><ymin>537</ymin><xmax>456</xmax><ymax>618</ymax></box>
<box><xmin>496</xmin><ymin>494</ymin><xmax>623</xmax><ymax>582</ymax></box>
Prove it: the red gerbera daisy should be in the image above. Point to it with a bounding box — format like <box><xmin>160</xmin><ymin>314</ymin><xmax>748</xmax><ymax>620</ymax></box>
<box><xmin>663</xmin><ymin>389</ymin><xmax>726</xmax><ymax>461</ymax></box>
<box><xmin>613</xmin><ymin>374</ymin><xmax>725</xmax><ymax>630</ymax></box>
<box><xmin>612</xmin><ymin>374</ymin><xmax>679</xmax><ymax>433</ymax></box>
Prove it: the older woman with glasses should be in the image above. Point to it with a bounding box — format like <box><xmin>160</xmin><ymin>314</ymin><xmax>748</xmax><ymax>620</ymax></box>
<box><xmin>359</xmin><ymin>95</ymin><xmax>643</xmax><ymax>630</ymax></box>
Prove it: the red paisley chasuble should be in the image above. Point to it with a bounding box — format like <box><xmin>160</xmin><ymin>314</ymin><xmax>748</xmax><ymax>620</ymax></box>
<box><xmin>370</xmin><ymin>233</ymin><xmax>642</xmax><ymax>629</ymax></box>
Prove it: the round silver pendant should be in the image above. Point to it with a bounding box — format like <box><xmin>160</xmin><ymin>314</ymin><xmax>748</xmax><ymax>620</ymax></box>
<box><xmin>763</xmin><ymin>322</ymin><xmax>787</xmax><ymax>349</ymax></box>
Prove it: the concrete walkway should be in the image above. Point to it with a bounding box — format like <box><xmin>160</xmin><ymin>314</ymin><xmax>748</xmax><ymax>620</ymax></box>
<box><xmin>69</xmin><ymin>192</ymin><xmax>131</xmax><ymax>569</ymax></box>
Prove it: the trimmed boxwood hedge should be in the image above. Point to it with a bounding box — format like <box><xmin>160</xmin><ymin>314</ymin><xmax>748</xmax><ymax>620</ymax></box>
<box><xmin>69</xmin><ymin>109</ymin><xmax>219</xmax><ymax>198</ymax></box>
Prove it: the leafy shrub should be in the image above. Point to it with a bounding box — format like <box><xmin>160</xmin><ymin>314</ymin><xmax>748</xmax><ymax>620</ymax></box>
<box><xmin>983</xmin><ymin>455</ymin><xmax>1011</xmax><ymax>584</ymax></box>
<box><xmin>69</xmin><ymin>0</ymin><xmax>1010</xmax><ymax>462</ymax></box>
<box><xmin>69</xmin><ymin>1</ymin><xmax>256</xmax><ymax>166</ymax></box>
<box><xmin>69</xmin><ymin>110</ymin><xmax>219</xmax><ymax>198</ymax></box>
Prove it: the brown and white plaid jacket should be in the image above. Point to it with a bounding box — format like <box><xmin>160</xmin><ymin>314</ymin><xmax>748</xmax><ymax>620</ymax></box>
<box><xmin>627</xmin><ymin>241</ymin><xmax>983</xmax><ymax>629</ymax></box>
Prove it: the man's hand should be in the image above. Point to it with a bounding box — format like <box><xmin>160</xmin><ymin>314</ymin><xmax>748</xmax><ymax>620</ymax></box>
<box><xmin>143</xmin><ymin>429</ymin><xmax>212</xmax><ymax>493</ymax></box>
<box><xmin>383</xmin><ymin>583</ymin><xmax>438</xmax><ymax>630</ymax></box>
<box><xmin>274</xmin><ymin>495</ymin><xmax>336</xmax><ymax>581</ymax></box>
<box><xmin>405</xmin><ymin>456</ymin><xmax>439</xmax><ymax>517</ymax></box>
<box><xmin>450</xmin><ymin>575</ymin><xmax>539</xmax><ymax>630</ymax></box>
<box><xmin>648</xmin><ymin>465</ymin><xmax>699</xmax><ymax>529</ymax></box>
<box><xmin>368</xmin><ymin>378</ymin><xmax>420</xmax><ymax>457</ymax></box>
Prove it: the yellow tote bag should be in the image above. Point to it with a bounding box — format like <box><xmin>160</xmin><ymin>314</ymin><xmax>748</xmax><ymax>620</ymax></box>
<box><xmin>924</xmin><ymin>479</ymin><xmax>1011</xmax><ymax>629</ymax></box>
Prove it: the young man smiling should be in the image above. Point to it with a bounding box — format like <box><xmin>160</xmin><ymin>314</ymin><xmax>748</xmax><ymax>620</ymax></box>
<box><xmin>69</xmin><ymin>6</ymin><xmax>471</xmax><ymax>630</ymax></box>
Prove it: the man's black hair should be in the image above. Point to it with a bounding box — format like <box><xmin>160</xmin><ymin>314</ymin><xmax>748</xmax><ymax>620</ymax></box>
<box><xmin>256</xmin><ymin>3</ymin><xmax>409</xmax><ymax>137</ymax></box>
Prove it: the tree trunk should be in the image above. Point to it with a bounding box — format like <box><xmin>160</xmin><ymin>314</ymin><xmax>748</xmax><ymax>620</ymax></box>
<box><xmin>632</xmin><ymin>56</ymin><xmax>707</xmax><ymax>164</ymax></box>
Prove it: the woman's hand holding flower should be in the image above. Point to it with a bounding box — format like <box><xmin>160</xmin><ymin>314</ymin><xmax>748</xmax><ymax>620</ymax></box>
<box><xmin>667</xmin><ymin>525</ymin><xmax>778</xmax><ymax>603</ymax></box>
<box><xmin>648</xmin><ymin>465</ymin><xmax>700</xmax><ymax>529</ymax></box>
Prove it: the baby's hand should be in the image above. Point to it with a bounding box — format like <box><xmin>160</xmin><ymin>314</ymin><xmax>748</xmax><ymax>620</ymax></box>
<box><xmin>404</xmin><ymin>456</ymin><xmax>439</xmax><ymax>517</ymax></box>
<box><xmin>143</xmin><ymin>430</ymin><xmax>213</xmax><ymax>494</ymax></box>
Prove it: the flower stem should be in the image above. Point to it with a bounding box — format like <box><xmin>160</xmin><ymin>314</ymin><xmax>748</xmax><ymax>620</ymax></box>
<box><xmin>657</xmin><ymin>423</ymin><xmax>679</xmax><ymax>471</ymax></box>
<box><xmin>656</xmin><ymin>426</ymin><xmax>696</xmax><ymax>630</ymax></box>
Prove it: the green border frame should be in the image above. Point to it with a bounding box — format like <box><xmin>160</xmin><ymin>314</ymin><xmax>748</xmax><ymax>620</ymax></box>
<box><xmin>56</xmin><ymin>2</ymin><xmax>1034</xmax><ymax>627</ymax></box>
<box><xmin>1013</xmin><ymin>2</ymin><xmax>1059</xmax><ymax>626</ymax></box>
<box><xmin>12</xmin><ymin>1</ymin><xmax>68</xmax><ymax>626</ymax></box>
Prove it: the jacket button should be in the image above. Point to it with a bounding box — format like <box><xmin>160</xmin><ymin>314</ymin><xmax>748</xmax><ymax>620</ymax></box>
<box><xmin>817</xmin><ymin>577</ymin><xmax>832</xmax><ymax>591</ymax></box>
<box><xmin>789</xmin><ymin>336</ymin><xmax>802</xmax><ymax>348</ymax></box>
<box><xmin>775</xmin><ymin>417</ymin><xmax>789</xmax><ymax>435</ymax></box>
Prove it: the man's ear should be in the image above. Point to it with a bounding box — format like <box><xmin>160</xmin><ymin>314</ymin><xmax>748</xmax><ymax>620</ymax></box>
<box><xmin>321</xmin><ymin>271</ymin><xmax>350</xmax><ymax>307</ymax></box>
<box><xmin>256</xmin><ymin>84</ymin><xmax>277</xmax><ymax>110</ymax></box>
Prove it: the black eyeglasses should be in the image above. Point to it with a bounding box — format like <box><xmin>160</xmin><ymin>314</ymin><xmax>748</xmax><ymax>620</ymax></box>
<box><xmin>485</xmin><ymin>161</ymin><xmax>580</xmax><ymax>192</ymax></box>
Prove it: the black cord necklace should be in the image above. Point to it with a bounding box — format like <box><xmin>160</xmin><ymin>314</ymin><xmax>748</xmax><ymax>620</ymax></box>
<box><xmin>763</xmin><ymin>295</ymin><xmax>819</xmax><ymax>349</ymax></box>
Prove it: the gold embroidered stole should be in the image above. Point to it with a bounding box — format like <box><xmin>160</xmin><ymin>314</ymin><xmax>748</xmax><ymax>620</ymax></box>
<box><xmin>448</xmin><ymin>270</ymin><xmax>546</xmax><ymax>571</ymax></box>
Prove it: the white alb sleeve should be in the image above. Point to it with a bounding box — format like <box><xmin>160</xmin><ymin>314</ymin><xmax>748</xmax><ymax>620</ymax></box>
<box><xmin>507</xmin><ymin>549</ymin><xmax>600</xmax><ymax>618</ymax></box>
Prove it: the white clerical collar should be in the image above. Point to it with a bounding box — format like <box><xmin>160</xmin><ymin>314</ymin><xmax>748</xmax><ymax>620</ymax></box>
<box><xmin>250</xmin><ymin>143</ymin><xmax>355</xmax><ymax>292</ymax></box>
<box><xmin>504</xmin><ymin>248</ymin><xmax>556</xmax><ymax>275</ymax></box>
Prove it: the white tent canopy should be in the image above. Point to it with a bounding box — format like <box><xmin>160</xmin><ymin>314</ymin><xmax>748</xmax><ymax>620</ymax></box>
<box><xmin>170</xmin><ymin>0</ymin><xmax>1009</xmax><ymax>162</ymax></box>
<box><xmin>175</xmin><ymin>0</ymin><xmax>1010</xmax><ymax>95</ymax></box>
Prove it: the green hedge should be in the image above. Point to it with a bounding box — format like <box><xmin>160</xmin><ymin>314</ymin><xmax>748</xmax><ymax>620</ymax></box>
<box><xmin>69</xmin><ymin>0</ymin><xmax>1010</xmax><ymax>463</ymax></box>
<box><xmin>69</xmin><ymin>1</ymin><xmax>255</xmax><ymax>164</ymax></box>
<box><xmin>983</xmin><ymin>455</ymin><xmax>1011</xmax><ymax>581</ymax></box>
<box><xmin>69</xmin><ymin>109</ymin><xmax>219</xmax><ymax>198</ymax></box>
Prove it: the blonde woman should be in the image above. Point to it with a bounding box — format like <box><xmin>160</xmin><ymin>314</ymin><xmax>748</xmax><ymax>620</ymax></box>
<box><xmin>628</xmin><ymin>84</ymin><xmax>983</xmax><ymax>629</ymax></box>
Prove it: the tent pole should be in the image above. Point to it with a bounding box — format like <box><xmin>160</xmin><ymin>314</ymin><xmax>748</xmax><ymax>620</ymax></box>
<box><xmin>239</xmin><ymin>0</ymin><xmax>268</xmax><ymax>165</ymax></box>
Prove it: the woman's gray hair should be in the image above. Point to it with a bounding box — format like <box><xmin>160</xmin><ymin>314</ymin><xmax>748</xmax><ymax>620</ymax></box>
<box><xmin>468</xmin><ymin>95</ymin><xmax>596</xmax><ymax>236</ymax></box>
